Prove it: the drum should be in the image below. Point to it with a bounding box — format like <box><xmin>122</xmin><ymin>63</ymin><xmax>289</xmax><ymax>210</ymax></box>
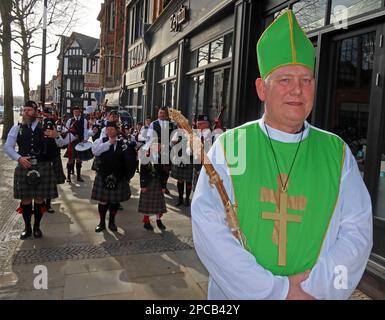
<box><xmin>75</xmin><ymin>142</ymin><xmax>94</xmax><ymax>161</ymax></box>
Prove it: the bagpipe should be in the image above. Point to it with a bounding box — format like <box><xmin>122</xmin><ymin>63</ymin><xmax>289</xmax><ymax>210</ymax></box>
<box><xmin>211</xmin><ymin>106</ymin><xmax>226</xmax><ymax>131</ymax></box>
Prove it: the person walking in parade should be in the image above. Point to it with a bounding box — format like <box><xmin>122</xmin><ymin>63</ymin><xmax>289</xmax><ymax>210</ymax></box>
<box><xmin>4</xmin><ymin>100</ymin><xmax>69</xmax><ymax>239</ymax></box>
<box><xmin>65</xmin><ymin>106</ymin><xmax>89</xmax><ymax>183</ymax></box>
<box><xmin>91</xmin><ymin>122</ymin><xmax>135</xmax><ymax>232</ymax></box>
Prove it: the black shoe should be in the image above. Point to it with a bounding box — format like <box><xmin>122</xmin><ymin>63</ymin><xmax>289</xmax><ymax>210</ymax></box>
<box><xmin>108</xmin><ymin>222</ymin><xmax>118</xmax><ymax>232</ymax></box>
<box><xmin>48</xmin><ymin>207</ymin><xmax>55</xmax><ymax>214</ymax></box>
<box><xmin>66</xmin><ymin>177</ymin><xmax>71</xmax><ymax>183</ymax></box>
<box><xmin>156</xmin><ymin>219</ymin><xmax>166</xmax><ymax>230</ymax></box>
<box><xmin>164</xmin><ymin>188</ymin><xmax>171</xmax><ymax>195</ymax></box>
<box><xmin>33</xmin><ymin>227</ymin><xmax>43</xmax><ymax>238</ymax></box>
<box><xmin>95</xmin><ymin>223</ymin><xmax>106</xmax><ymax>233</ymax></box>
<box><xmin>20</xmin><ymin>229</ymin><xmax>32</xmax><ymax>240</ymax></box>
<box><xmin>184</xmin><ymin>198</ymin><xmax>190</xmax><ymax>207</ymax></box>
<box><xmin>77</xmin><ymin>176</ymin><xmax>84</xmax><ymax>182</ymax></box>
<box><xmin>143</xmin><ymin>222</ymin><xmax>154</xmax><ymax>231</ymax></box>
<box><xmin>175</xmin><ymin>199</ymin><xmax>183</xmax><ymax>206</ymax></box>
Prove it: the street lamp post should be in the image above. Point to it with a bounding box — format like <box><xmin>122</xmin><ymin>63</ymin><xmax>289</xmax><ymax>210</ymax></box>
<box><xmin>40</xmin><ymin>0</ymin><xmax>48</xmax><ymax>107</ymax></box>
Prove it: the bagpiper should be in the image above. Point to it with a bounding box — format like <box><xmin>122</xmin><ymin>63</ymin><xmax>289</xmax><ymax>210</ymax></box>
<box><xmin>91</xmin><ymin>122</ymin><xmax>136</xmax><ymax>232</ymax></box>
<box><xmin>65</xmin><ymin>106</ymin><xmax>89</xmax><ymax>182</ymax></box>
<box><xmin>4</xmin><ymin>101</ymin><xmax>68</xmax><ymax>239</ymax></box>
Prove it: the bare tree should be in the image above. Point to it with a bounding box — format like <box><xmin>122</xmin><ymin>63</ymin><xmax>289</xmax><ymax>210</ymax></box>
<box><xmin>11</xmin><ymin>0</ymin><xmax>82</xmax><ymax>101</ymax></box>
<box><xmin>0</xmin><ymin>0</ymin><xmax>15</xmax><ymax>139</ymax></box>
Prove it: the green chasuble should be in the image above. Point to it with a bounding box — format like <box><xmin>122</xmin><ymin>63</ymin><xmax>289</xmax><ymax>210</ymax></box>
<box><xmin>220</xmin><ymin>122</ymin><xmax>345</xmax><ymax>276</ymax></box>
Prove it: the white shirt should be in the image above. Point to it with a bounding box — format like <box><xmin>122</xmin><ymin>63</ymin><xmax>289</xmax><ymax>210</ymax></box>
<box><xmin>65</xmin><ymin>117</ymin><xmax>89</xmax><ymax>141</ymax></box>
<box><xmin>143</xmin><ymin>119</ymin><xmax>172</xmax><ymax>151</ymax></box>
<box><xmin>4</xmin><ymin>121</ymin><xmax>73</xmax><ymax>161</ymax></box>
<box><xmin>191</xmin><ymin>119</ymin><xmax>373</xmax><ymax>300</ymax></box>
<box><xmin>92</xmin><ymin>137</ymin><xmax>117</xmax><ymax>156</ymax></box>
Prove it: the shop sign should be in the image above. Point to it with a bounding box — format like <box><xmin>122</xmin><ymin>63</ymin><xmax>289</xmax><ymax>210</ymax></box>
<box><xmin>170</xmin><ymin>5</ymin><xmax>188</xmax><ymax>32</ymax></box>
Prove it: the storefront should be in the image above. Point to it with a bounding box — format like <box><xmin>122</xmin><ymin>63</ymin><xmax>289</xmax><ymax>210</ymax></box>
<box><xmin>122</xmin><ymin>62</ymin><xmax>147</xmax><ymax>124</ymax></box>
<box><xmin>145</xmin><ymin>0</ymin><xmax>258</xmax><ymax>128</ymax></box>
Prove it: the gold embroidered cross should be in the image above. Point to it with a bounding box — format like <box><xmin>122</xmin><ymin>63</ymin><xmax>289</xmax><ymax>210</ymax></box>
<box><xmin>260</xmin><ymin>173</ymin><xmax>307</xmax><ymax>266</ymax></box>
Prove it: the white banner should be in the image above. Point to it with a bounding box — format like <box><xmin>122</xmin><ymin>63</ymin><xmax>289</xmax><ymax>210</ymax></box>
<box><xmin>84</xmin><ymin>73</ymin><xmax>101</xmax><ymax>92</ymax></box>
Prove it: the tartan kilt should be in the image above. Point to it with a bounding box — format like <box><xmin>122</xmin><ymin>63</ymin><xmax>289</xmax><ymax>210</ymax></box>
<box><xmin>171</xmin><ymin>164</ymin><xmax>193</xmax><ymax>182</ymax></box>
<box><xmin>192</xmin><ymin>164</ymin><xmax>203</xmax><ymax>191</ymax></box>
<box><xmin>63</xmin><ymin>143</ymin><xmax>81</xmax><ymax>161</ymax></box>
<box><xmin>91</xmin><ymin>173</ymin><xmax>131</xmax><ymax>203</ymax></box>
<box><xmin>138</xmin><ymin>178</ymin><xmax>167</xmax><ymax>215</ymax></box>
<box><xmin>52</xmin><ymin>156</ymin><xmax>66</xmax><ymax>184</ymax></box>
<box><xmin>14</xmin><ymin>162</ymin><xmax>58</xmax><ymax>200</ymax></box>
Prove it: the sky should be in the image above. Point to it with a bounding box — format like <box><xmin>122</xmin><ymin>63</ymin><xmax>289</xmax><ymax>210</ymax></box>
<box><xmin>0</xmin><ymin>0</ymin><xmax>103</xmax><ymax>97</ymax></box>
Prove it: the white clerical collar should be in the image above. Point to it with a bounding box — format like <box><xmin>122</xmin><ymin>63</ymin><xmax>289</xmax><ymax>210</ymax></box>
<box><xmin>258</xmin><ymin>118</ymin><xmax>310</xmax><ymax>143</ymax></box>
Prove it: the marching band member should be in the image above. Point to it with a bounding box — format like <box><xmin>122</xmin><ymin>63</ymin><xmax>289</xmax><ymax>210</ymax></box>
<box><xmin>4</xmin><ymin>101</ymin><xmax>70</xmax><ymax>239</ymax></box>
<box><xmin>91</xmin><ymin>122</ymin><xmax>135</xmax><ymax>232</ymax></box>
<box><xmin>170</xmin><ymin>124</ymin><xmax>193</xmax><ymax>206</ymax></box>
<box><xmin>65</xmin><ymin>106</ymin><xmax>89</xmax><ymax>183</ymax></box>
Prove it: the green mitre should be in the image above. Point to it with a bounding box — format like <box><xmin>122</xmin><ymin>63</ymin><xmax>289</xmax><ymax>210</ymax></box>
<box><xmin>256</xmin><ymin>10</ymin><xmax>315</xmax><ymax>79</ymax></box>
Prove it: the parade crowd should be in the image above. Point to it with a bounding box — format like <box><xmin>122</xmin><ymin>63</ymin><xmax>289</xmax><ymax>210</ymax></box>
<box><xmin>4</xmin><ymin>101</ymin><xmax>222</xmax><ymax>240</ymax></box>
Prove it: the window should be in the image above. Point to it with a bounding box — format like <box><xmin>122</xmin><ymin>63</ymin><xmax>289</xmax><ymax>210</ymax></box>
<box><xmin>109</xmin><ymin>1</ymin><xmax>115</xmax><ymax>31</ymax></box>
<box><xmin>274</xmin><ymin>1</ymin><xmax>327</xmax><ymax>32</ymax></box>
<box><xmin>164</xmin><ymin>63</ymin><xmax>170</xmax><ymax>79</ymax></box>
<box><xmin>170</xmin><ymin>80</ymin><xmax>176</xmax><ymax>108</ymax></box>
<box><xmin>169</xmin><ymin>60</ymin><xmax>176</xmax><ymax>77</ymax></box>
<box><xmin>128</xmin><ymin>43</ymin><xmax>146</xmax><ymax>69</ymax></box>
<box><xmin>293</xmin><ymin>0</ymin><xmax>327</xmax><ymax>31</ymax></box>
<box><xmin>161</xmin><ymin>83</ymin><xmax>167</xmax><ymax>107</ymax></box>
<box><xmin>329</xmin><ymin>32</ymin><xmax>375</xmax><ymax>175</ymax></box>
<box><xmin>198</xmin><ymin>44</ymin><xmax>210</xmax><ymax>67</ymax></box>
<box><xmin>195</xmin><ymin>36</ymin><xmax>229</xmax><ymax>69</ymax></box>
<box><xmin>224</xmin><ymin>33</ymin><xmax>233</xmax><ymax>58</ymax></box>
<box><xmin>107</xmin><ymin>50</ymin><xmax>114</xmax><ymax>77</ymax></box>
<box><xmin>330</xmin><ymin>0</ymin><xmax>381</xmax><ymax>24</ymax></box>
<box><xmin>71</xmin><ymin>77</ymin><xmax>83</xmax><ymax>92</ymax></box>
<box><xmin>210</xmin><ymin>38</ymin><xmax>224</xmax><ymax>63</ymax></box>
<box><xmin>129</xmin><ymin>0</ymin><xmax>145</xmax><ymax>44</ymax></box>
<box><xmin>190</xmin><ymin>74</ymin><xmax>205</xmax><ymax>116</ymax></box>
<box><xmin>162</xmin><ymin>60</ymin><xmax>177</xmax><ymax>79</ymax></box>
<box><xmin>376</xmin><ymin>127</ymin><xmax>385</xmax><ymax>218</ymax></box>
<box><xmin>68</xmin><ymin>57</ymin><xmax>82</xmax><ymax>70</ymax></box>
<box><xmin>190</xmin><ymin>50</ymin><xmax>198</xmax><ymax>69</ymax></box>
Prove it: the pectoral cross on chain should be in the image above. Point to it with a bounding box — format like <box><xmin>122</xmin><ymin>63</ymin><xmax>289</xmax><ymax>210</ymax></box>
<box><xmin>260</xmin><ymin>173</ymin><xmax>307</xmax><ymax>266</ymax></box>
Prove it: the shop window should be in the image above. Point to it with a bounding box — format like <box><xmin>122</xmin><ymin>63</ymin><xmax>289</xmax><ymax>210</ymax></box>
<box><xmin>210</xmin><ymin>38</ymin><xmax>224</xmax><ymax>63</ymax></box>
<box><xmin>164</xmin><ymin>63</ymin><xmax>170</xmax><ymax>79</ymax></box>
<box><xmin>198</xmin><ymin>44</ymin><xmax>210</xmax><ymax>67</ymax></box>
<box><xmin>169</xmin><ymin>60</ymin><xmax>176</xmax><ymax>77</ymax></box>
<box><xmin>329</xmin><ymin>32</ymin><xmax>375</xmax><ymax>175</ymax></box>
<box><xmin>274</xmin><ymin>1</ymin><xmax>327</xmax><ymax>32</ymax></box>
<box><xmin>375</xmin><ymin>129</ymin><xmax>385</xmax><ymax>218</ymax></box>
<box><xmin>224</xmin><ymin>33</ymin><xmax>233</xmax><ymax>58</ymax></box>
<box><xmin>161</xmin><ymin>83</ymin><xmax>167</xmax><ymax>107</ymax></box>
<box><xmin>189</xmin><ymin>74</ymin><xmax>205</xmax><ymax>116</ymax></box>
<box><xmin>330</xmin><ymin>0</ymin><xmax>381</xmax><ymax>24</ymax></box>
<box><xmin>190</xmin><ymin>50</ymin><xmax>198</xmax><ymax>69</ymax></box>
<box><xmin>170</xmin><ymin>80</ymin><xmax>176</xmax><ymax>108</ymax></box>
<box><xmin>293</xmin><ymin>0</ymin><xmax>327</xmax><ymax>32</ymax></box>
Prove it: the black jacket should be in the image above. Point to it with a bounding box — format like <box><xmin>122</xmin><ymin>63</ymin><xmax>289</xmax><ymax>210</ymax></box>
<box><xmin>140</xmin><ymin>163</ymin><xmax>168</xmax><ymax>188</ymax></box>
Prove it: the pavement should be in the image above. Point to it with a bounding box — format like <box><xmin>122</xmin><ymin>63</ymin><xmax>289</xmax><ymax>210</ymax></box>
<box><xmin>0</xmin><ymin>115</ymin><xmax>372</xmax><ymax>300</ymax></box>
